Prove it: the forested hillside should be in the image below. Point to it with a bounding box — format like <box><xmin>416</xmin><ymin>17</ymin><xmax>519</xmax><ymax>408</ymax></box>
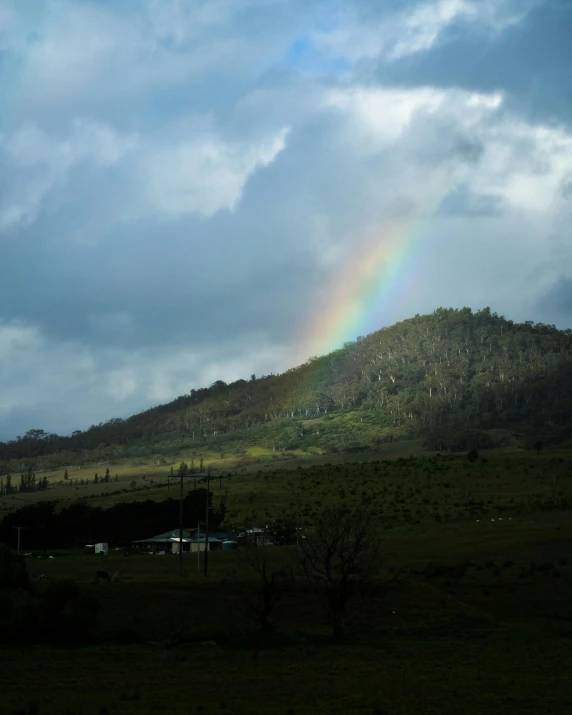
<box><xmin>1</xmin><ymin>307</ymin><xmax>571</xmax><ymax>473</ymax></box>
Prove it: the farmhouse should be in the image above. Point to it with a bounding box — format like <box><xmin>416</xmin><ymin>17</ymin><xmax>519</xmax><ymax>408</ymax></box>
<box><xmin>130</xmin><ymin>529</ymin><xmax>236</xmax><ymax>554</ymax></box>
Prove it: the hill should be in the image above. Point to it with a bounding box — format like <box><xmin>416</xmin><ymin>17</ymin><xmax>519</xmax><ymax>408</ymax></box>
<box><xmin>1</xmin><ymin>306</ymin><xmax>571</xmax><ymax>475</ymax></box>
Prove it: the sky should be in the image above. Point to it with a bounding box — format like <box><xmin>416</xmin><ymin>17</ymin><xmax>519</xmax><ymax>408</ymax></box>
<box><xmin>0</xmin><ymin>0</ymin><xmax>571</xmax><ymax>440</ymax></box>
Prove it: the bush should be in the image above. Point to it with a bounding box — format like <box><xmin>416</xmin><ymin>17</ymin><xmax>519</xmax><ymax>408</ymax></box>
<box><xmin>0</xmin><ymin>574</ymin><xmax>100</xmax><ymax>644</ymax></box>
<box><xmin>0</xmin><ymin>543</ymin><xmax>29</xmax><ymax>590</ymax></box>
<box><xmin>34</xmin><ymin>579</ymin><xmax>101</xmax><ymax>643</ymax></box>
<box><xmin>467</xmin><ymin>449</ymin><xmax>479</xmax><ymax>463</ymax></box>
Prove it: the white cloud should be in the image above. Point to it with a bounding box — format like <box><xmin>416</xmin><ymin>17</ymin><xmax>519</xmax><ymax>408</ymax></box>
<box><xmin>324</xmin><ymin>84</ymin><xmax>572</xmax><ymax>216</ymax></box>
<box><xmin>0</xmin><ymin>121</ymin><xmax>138</xmax><ymax>231</ymax></box>
<box><xmin>0</xmin><ymin>317</ymin><xmax>294</xmax><ymax>435</ymax></box>
<box><xmin>313</xmin><ymin>0</ymin><xmax>534</xmax><ymax>64</ymax></box>
<box><xmin>471</xmin><ymin>123</ymin><xmax>572</xmax><ymax>213</ymax></box>
<box><xmin>388</xmin><ymin>0</ymin><xmax>477</xmax><ymax>60</ymax></box>
<box><xmin>0</xmin><ymin>119</ymin><xmax>289</xmax><ymax>232</ymax></box>
<box><xmin>142</xmin><ymin>127</ymin><xmax>290</xmax><ymax>218</ymax></box>
<box><xmin>5</xmin><ymin>0</ymin><xmax>297</xmax><ymax>122</ymax></box>
<box><xmin>325</xmin><ymin>86</ymin><xmax>503</xmax><ymax>149</ymax></box>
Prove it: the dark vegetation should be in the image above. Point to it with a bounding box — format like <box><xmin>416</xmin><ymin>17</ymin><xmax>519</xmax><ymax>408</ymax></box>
<box><xmin>0</xmin><ymin>488</ymin><xmax>226</xmax><ymax>549</ymax></box>
<box><xmin>0</xmin><ymin>544</ymin><xmax>100</xmax><ymax>645</ymax></box>
<box><xmin>2</xmin><ymin>449</ymin><xmax>572</xmax><ymax>713</ymax></box>
<box><xmin>1</xmin><ymin>308</ymin><xmax>571</xmax><ymax>476</ymax></box>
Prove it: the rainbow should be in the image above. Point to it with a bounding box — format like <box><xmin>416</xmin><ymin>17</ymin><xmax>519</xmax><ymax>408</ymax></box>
<box><xmin>297</xmin><ymin>201</ymin><xmax>445</xmax><ymax>362</ymax></box>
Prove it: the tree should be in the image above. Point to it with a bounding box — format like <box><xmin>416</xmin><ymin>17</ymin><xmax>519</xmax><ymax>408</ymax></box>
<box><xmin>104</xmin><ymin>468</ymin><xmax>110</xmax><ymax>483</ymax></box>
<box><xmin>298</xmin><ymin>505</ymin><xmax>381</xmax><ymax>640</ymax></box>
<box><xmin>64</xmin><ymin>469</ymin><xmax>69</xmax><ymax>480</ymax></box>
<box><xmin>130</xmin><ymin>480</ymin><xmax>136</xmax><ymax>489</ymax></box>
<box><xmin>534</xmin><ymin>440</ymin><xmax>543</xmax><ymax>455</ymax></box>
<box><xmin>233</xmin><ymin>545</ymin><xmax>292</xmax><ymax>635</ymax></box>
<box><xmin>24</xmin><ymin>429</ymin><xmax>47</xmax><ymax>441</ymax></box>
<box><xmin>94</xmin><ymin>473</ymin><xmax>99</xmax><ymax>484</ymax></box>
<box><xmin>467</xmin><ymin>448</ymin><xmax>479</xmax><ymax>463</ymax></box>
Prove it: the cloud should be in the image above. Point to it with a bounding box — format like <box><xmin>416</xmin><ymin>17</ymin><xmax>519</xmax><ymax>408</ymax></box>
<box><xmin>0</xmin><ymin>318</ymin><xmax>294</xmax><ymax>438</ymax></box>
<box><xmin>0</xmin><ymin>118</ymin><xmax>289</xmax><ymax>232</ymax></box>
<box><xmin>142</xmin><ymin>126</ymin><xmax>290</xmax><ymax>218</ymax></box>
<box><xmin>0</xmin><ymin>0</ymin><xmax>570</xmax><ymax>439</ymax></box>
<box><xmin>311</xmin><ymin>0</ymin><xmax>534</xmax><ymax>65</ymax></box>
<box><xmin>537</xmin><ymin>277</ymin><xmax>572</xmax><ymax>326</ymax></box>
<box><xmin>0</xmin><ymin>120</ymin><xmax>138</xmax><ymax>231</ymax></box>
<box><xmin>324</xmin><ymin>84</ymin><xmax>572</xmax><ymax>216</ymax></box>
<box><xmin>324</xmin><ymin>86</ymin><xmax>502</xmax><ymax>150</ymax></box>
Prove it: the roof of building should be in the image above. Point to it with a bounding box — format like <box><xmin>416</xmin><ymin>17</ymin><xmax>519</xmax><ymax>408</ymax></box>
<box><xmin>131</xmin><ymin>533</ymin><xmax>225</xmax><ymax>544</ymax></box>
<box><xmin>130</xmin><ymin>537</ymin><xmax>188</xmax><ymax>544</ymax></box>
<box><xmin>153</xmin><ymin>529</ymin><xmax>194</xmax><ymax>540</ymax></box>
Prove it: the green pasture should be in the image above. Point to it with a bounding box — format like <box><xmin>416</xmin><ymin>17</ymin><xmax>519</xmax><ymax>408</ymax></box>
<box><xmin>0</xmin><ymin>439</ymin><xmax>429</xmax><ymax>515</ymax></box>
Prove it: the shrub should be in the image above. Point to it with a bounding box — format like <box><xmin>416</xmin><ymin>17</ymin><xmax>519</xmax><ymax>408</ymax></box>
<box><xmin>0</xmin><ymin>544</ymin><xmax>29</xmax><ymax>590</ymax></box>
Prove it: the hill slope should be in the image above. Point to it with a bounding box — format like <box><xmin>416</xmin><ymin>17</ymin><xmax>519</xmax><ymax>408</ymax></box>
<box><xmin>1</xmin><ymin>307</ymin><xmax>571</xmax><ymax>472</ymax></box>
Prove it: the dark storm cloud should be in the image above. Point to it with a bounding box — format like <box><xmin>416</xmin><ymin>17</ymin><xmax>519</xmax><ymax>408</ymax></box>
<box><xmin>368</xmin><ymin>0</ymin><xmax>572</xmax><ymax>125</ymax></box>
<box><xmin>537</xmin><ymin>277</ymin><xmax>572</xmax><ymax>327</ymax></box>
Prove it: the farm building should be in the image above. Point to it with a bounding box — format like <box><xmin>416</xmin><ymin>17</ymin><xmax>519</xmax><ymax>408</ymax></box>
<box><xmin>238</xmin><ymin>528</ymin><xmax>275</xmax><ymax>547</ymax></box>
<box><xmin>130</xmin><ymin>529</ymin><xmax>234</xmax><ymax>554</ymax></box>
<box><xmin>85</xmin><ymin>542</ymin><xmax>109</xmax><ymax>554</ymax></box>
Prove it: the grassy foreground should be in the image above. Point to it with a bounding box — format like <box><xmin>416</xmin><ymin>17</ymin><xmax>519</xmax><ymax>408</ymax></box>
<box><xmin>2</xmin><ymin>448</ymin><xmax>572</xmax><ymax>714</ymax></box>
<box><xmin>4</xmin><ymin>526</ymin><xmax>572</xmax><ymax>715</ymax></box>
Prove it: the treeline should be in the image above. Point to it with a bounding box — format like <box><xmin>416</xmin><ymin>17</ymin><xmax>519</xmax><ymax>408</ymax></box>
<box><xmin>0</xmin><ymin>467</ymin><xmax>48</xmax><ymax>496</ymax></box>
<box><xmin>1</xmin><ymin>307</ymin><xmax>571</xmax><ymax>472</ymax></box>
<box><xmin>0</xmin><ymin>489</ymin><xmax>226</xmax><ymax>550</ymax></box>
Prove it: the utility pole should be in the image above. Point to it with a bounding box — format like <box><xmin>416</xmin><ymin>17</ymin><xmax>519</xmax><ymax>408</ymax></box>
<box><xmin>204</xmin><ymin>469</ymin><xmax>210</xmax><ymax>577</ymax></box>
<box><xmin>171</xmin><ymin>471</ymin><xmax>197</xmax><ymax>577</ymax></box>
<box><xmin>179</xmin><ymin>471</ymin><xmax>184</xmax><ymax>578</ymax></box>
<box><xmin>197</xmin><ymin>521</ymin><xmax>201</xmax><ymax>573</ymax></box>
<box><xmin>295</xmin><ymin>491</ymin><xmax>301</xmax><ymax>547</ymax></box>
<box><xmin>12</xmin><ymin>526</ymin><xmax>28</xmax><ymax>554</ymax></box>
<box><xmin>553</xmin><ymin>474</ymin><xmax>556</xmax><ymax>505</ymax></box>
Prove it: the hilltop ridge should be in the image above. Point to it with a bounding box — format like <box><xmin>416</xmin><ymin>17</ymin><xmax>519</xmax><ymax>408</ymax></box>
<box><xmin>1</xmin><ymin>307</ymin><xmax>571</xmax><ymax>472</ymax></box>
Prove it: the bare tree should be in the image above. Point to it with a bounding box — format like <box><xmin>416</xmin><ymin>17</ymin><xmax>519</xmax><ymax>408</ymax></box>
<box><xmin>234</xmin><ymin>545</ymin><xmax>292</xmax><ymax>635</ymax></box>
<box><xmin>298</xmin><ymin>505</ymin><xmax>381</xmax><ymax>640</ymax></box>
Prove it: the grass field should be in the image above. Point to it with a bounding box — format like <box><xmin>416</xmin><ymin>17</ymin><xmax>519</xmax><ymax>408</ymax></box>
<box><xmin>2</xmin><ymin>447</ymin><xmax>572</xmax><ymax>714</ymax></box>
<box><xmin>80</xmin><ymin>447</ymin><xmax>571</xmax><ymax>530</ymax></box>
<box><xmin>4</xmin><ymin>511</ymin><xmax>572</xmax><ymax>715</ymax></box>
